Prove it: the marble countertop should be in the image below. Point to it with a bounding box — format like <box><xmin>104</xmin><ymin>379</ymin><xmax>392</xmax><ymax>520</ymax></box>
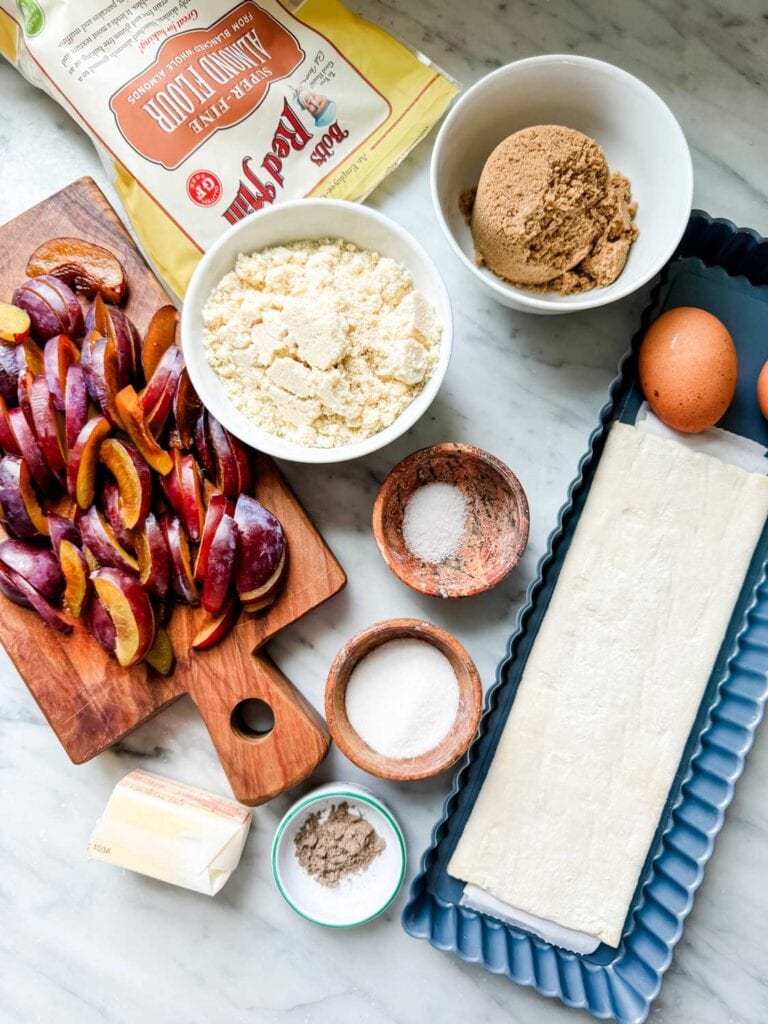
<box><xmin>1</xmin><ymin>2</ymin><xmax>767</xmax><ymax>1022</ymax></box>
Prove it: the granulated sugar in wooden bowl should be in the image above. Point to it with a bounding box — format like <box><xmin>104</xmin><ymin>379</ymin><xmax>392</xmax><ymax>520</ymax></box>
<box><xmin>325</xmin><ymin>618</ymin><xmax>482</xmax><ymax>782</ymax></box>
<box><xmin>372</xmin><ymin>443</ymin><xmax>529</xmax><ymax>598</ymax></box>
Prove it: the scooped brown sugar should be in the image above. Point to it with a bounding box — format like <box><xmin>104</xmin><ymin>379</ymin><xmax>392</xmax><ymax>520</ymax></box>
<box><xmin>466</xmin><ymin>125</ymin><xmax>638</xmax><ymax>294</ymax></box>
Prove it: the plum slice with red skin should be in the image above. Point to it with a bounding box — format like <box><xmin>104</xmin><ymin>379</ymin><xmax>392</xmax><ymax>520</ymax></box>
<box><xmin>84</xmin><ymin>295</ymin><xmax>140</xmax><ymax>386</ymax></box>
<box><xmin>171</xmin><ymin>368</ymin><xmax>201</xmax><ymax>450</ymax></box>
<box><xmin>193</xmin><ymin>493</ymin><xmax>232</xmax><ymax>583</ymax></box>
<box><xmin>0</xmin><ymin>538</ymin><xmax>64</xmax><ymax>602</ymax></box>
<box><xmin>115</xmin><ymin>385</ymin><xmax>172</xmax><ymax>476</ymax></box>
<box><xmin>0</xmin><ymin>396</ymin><xmax>20</xmax><ymax>455</ymax></box>
<box><xmin>12</xmin><ymin>280</ymin><xmax>69</xmax><ymax>341</ymax></box>
<box><xmin>135</xmin><ymin>511</ymin><xmax>170</xmax><ymax>600</ymax></box>
<box><xmin>0</xmin><ymin>346</ymin><xmax>19</xmax><ymax>403</ymax></box>
<box><xmin>29</xmin><ymin>374</ymin><xmax>67</xmax><ymax>472</ymax></box>
<box><xmin>206</xmin><ymin>414</ymin><xmax>240</xmax><ymax>497</ymax></box>
<box><xmin>27</xmin><ymin>238</ymin><xmax>127</xmax><ymax>304</ymax></box>
<box><xmin>0</xmin><ymin>302</ymin><xmax>31</xmax><ymax>345</ymax></box>
<box><xmin>17</xmin><ymin>367</ymin><xmax>34</xmax><ymax>429</ymax></box>
<box><xmin>0</xmin><ymin>561</ymin><xmax>32</xmax><ymax>608</ymax></box>
<box><xmin>85</xmin><ymin>333</ymin><xmax>125</xmax><ymax>427</ymax></box>
<box><xmin>58</xmin><ymin>539</ymin><xmax>91</xmax><ymax>617</ymax></box>
<box><xmin>99</xmin><ymin>481</ymin><xmax>137</xmax><ymax>551</ymax></box>
<box><xmin>44</xmin><ymin>334</ymin><xmax>79</xmax><ymax>411</ymax></box>
<box><xmin>161</xmin><ymin>449</ymin><xmax>204</xmax><ymax>542</ymax></box>
<box><xmin>12</xmin><ymin>276</ymin><xmax>83</xmax><ymax>341</ymax></box>
<box><xmin>233</xmin><ymin>494</ymin><xmax>286</xmax><ymax>603</ymax></box>
<box><xmin>91</xmin><ymin>566</ymin><xmax>155</xmax><ymax>666</ymax></box>
<box><xmin>0</xmin><ymin>561</ymin><xmax>71</xmax><ymax>632</ymax></box>
<box><xmin>161</xmin><ymin>513</ymin><xmax>199</xmax><ymax>605</ymax></box>
<box><xmin>193</xmin><ymin>408</ymin><xmax>215</xmax><ymax>478</ymax></box>
<box><xmin>16</xmin><ymin>337</ymin><xmax>45</xmax><ymax>376</ymax></box>
<box><xmin>47</xmin><ymin>512</ymin><xmax>81</xmax><ymax>556</ymax></box>
<box><xmin>67</xmin><ymin>415</ymin><xmax>110</xmax><ymax>509</ymax></box>
<box><xmin>201</xmin><ymin>512</ymin><xmax>237</xmax><ymax>615</ymax></box>
<box><xmin>141</xmin><ymin>305</ymin><xmax>178</xmax><ymax>381</ymax></box>
<box><xmin>0</xmin><ymin>455</ymin><xmax>48</xmax><ymax>537</ymax></box>
<box><xmin>8</xmin><ymin>406</ymin><xmax>56</xmax><ymax>492</ymax></box>
<box><xmin>192</xmin><ymin>598</ymin><xmax>238</xmax><ymax>651</ymax></box>
<box><xmin>83</xmin><ymin>592</ymin><xmax>116</xmax><ymax>653</ymax></box>
<box><xmin>64</xmin><ymin>363</ymin><xmax>89</xmax><ymax>451</ymax></box>
<box><xmin>99</xmin><ymin>437</ymin><xmax>152</xmax><ymax>530</ymax></box>
<box><xmin>140</xmin><ymin>344</ymin><xmax>183</xmax><ymax>429</ymax></box>
<box><xmin>78</xmin><ymin>504</ymin><xmax>139</xmax><ymax>574</ymax></box>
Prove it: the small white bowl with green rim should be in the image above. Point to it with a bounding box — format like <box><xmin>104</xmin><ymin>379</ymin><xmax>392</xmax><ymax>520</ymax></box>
<box><xmin>271</xmin><ymin>782</ymin><xmax>406</xmax><ymax>928</ymax></box>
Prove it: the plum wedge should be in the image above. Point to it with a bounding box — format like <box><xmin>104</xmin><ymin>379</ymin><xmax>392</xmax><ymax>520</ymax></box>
<box><xmin>0</xmin><ymin>560</ymin><xmax>71</xmax><ymax>633</ymax></box>
<box><xmin>194</xmin><ymin>493</ymin><xmax>232</xmax><ymax>583</ymax></box>
<box><xmin>44</xmin><ymin>334</ymin><xmax>80</xmax><ymax>411</ymax></box>
<box><xmin>0</xmin><ymin>539</ymin><xmax>64</xmax><ymax>602</ymax></box>
<box><xmin>145</xmin><ymin>626</ymin><xmax>174</xmax><ymax>675</ymax></box>
<box><xmin>0</xmin><ymin>455</ymin><xmax>48</xmax><ymax>537</ymax></box>
<box><xmin>162</xmin><ymin>449</ymin><xmax>205</xmax><ymax>542</ymax></box>
<box><xmin>161</xmin><ymin>513</ymin><xmax>199</xmax><ymax>605</ymax></box>
<box><xmin>9</xmin><ymin>406</ymin><xmax>56</xmax><ymax>492</ymax></box>
<box><xmin>135</xmin><ymin>511</ymin><xmax>170</xmax><ymax>600</ymax></box>
<box><xmin>142</xmin><ymin>305</ymin><xmax>178</xmax><ymax>381</ymax></box>
<box><xmin>192</xmin><ymin>599</ymin><xmax>238</xmax><ymax>651</ymax></box>
<box><xmin>59</xmin><ymin>539</ymin><xmax>91</xmax><ymax>617</ymax></box>
<box><xmin>0</xmin><ymin>302</ymin><xmax>31</xmax><ymax>345</ymax></box>
<box><xmin>202</xmin><ymin>512</ymin><xmax>237</xmax><ymax>615</ymax></box>
<box><xmin>27</xmin><ymin>238</ymin><xmax>127</xmax><ymax>304</ymax></box>
<box><xmin>233</xmin><ymin>494</ymin><xmax>286</xmax><ymax>605</ymax></box>
<box><xmin>99</xmin><ymin>438</ymin><xmax>152</xmax><ymax>529</ymax></box>
<box><xmin>91</xmin><ymin>567</ymin><xmax>156</xmax><ymax>666</ymax></box>
<box><xmin>84</xmin><ymin>592</ymin><xmax>117</xmax><ymax>653</ymax></box>
<box><xmin>78</xmin><ymin>504</ymin><xmax>139</xmax><ymax>575</ymax></box>
<box><xmin>85</xmin><ymin>294</ymin><xmax>141</xmax><ymax>386</ymax></box>
<box><xmin>64</xmin><ymin>363</ymin><xmax>89</xmax><ymax>450</ymax></box>
<box><xmin>115</xmin><ymin>385</ymin><xmax>172</xmax><ymax>475</ymax></box>
<box><xmin>171</xmin><ymin>368</ymin><xmax>201</xmax><ymax>449</ymax></box>
<box><xmin>47</xmin><ymin>512</ymin><xmax>81</xmax><ymax>555</ymax></box>
<box><xmin>67</xmin><ymin>415</ymin><xmax>111</xmax><ymax>509</ymax></box>
<box><xmin>12</xmin><ymin>275</ymin><xmax>83</xmax><ymax>342</ymax></box>
<box><xmin>30</xmin><ymin>374</ymin><xmax>67</xmax><ymax>472</ymax></box>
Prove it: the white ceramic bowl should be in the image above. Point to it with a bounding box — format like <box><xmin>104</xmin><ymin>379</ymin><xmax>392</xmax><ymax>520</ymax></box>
<box><xmin>431</xmin><ymin>55</ymin><xmax>693</xmax><ymax>314</ymax></box>
<box><xmin>271</xmin><ymin>782</ymin><xmax>406</xmax><ymax>927</ymax></box>
<box><xmin>181</xmin><ymin>199</ymin><xmax>452</xmax><ymax>463</ymax></box>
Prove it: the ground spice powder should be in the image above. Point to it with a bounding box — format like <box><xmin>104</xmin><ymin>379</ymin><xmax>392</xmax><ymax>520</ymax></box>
<box><xmin>294</xmin><ymin>802</ymin><xmax>386</xmax><ymax>887</ymax></box>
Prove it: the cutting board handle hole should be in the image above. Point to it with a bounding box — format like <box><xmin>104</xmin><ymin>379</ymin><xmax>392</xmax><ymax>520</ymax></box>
<box><xmin>231</xmin><ymin>698</ymin><xmax>275</xmax><ymax>740</ymax></box>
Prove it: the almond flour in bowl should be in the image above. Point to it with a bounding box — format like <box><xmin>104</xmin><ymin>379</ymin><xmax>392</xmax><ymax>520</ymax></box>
<box><xmin>202</xmin><ymin>238</ymin><xmax>442</xmax><ymax>448</ymax></box>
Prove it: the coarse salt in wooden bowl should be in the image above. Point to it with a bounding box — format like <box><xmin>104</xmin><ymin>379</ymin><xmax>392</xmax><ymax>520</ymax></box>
<box><xmin>325</xmin><ymin>618</ymin><xmax>483</xmax><ymax>782</ymax></box>
<box><xmin>372</xmin><ymin>443</ymin><xmax>529</xmax><ymax>598</ymax></box>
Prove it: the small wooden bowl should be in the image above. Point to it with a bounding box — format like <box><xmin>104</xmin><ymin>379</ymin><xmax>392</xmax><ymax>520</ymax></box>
<box><xmin>372</xmin><ymin>443</ymin><xmax>529</xmax><ymax>598</ymax></box>
<box><xmin>325</xmin><ymin>618</ymin><xmax>483</xmax><ymax>781</ymax></box>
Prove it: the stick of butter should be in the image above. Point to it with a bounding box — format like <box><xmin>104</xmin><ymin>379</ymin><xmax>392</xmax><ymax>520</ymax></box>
<box><xmin>88</xmin><ymin>769</ymin><xmax>252</xmax><ymax>896</ymax></box>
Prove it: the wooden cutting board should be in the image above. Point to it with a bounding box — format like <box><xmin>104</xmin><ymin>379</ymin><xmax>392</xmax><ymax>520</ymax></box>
<box><xmin>0</xmin><ymin>177</ymin><xmax>346</xmax><ymax>805</ymax></box>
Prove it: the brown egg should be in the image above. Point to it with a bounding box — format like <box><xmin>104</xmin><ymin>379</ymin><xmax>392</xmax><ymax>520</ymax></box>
<box><xmin>638</xmin><ymin>307</ymin><xmax>737</xmax><ymax>433</ymax></box>
<box><xmin>757</xmin><ymin>361</ymin><xmax>768</xmax><ymax>421</ymax></box>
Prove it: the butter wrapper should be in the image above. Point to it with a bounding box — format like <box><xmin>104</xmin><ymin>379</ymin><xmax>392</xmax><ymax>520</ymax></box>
<box><xmin>88</xmin><ymin>769</ymin><xmax>251</xmax><ymax>896</ymax></box>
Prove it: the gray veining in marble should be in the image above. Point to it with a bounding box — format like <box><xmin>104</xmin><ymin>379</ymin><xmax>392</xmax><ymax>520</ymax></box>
<box><xmin>1</xmin><ymin>1</ymin><xmax>767</xmax><ymax>1022</ymax></box>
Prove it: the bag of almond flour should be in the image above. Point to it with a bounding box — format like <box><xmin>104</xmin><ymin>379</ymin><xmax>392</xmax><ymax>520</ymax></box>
<box><xmin>0</xmin><ymin>0</ymin><xmax>458</xmax><ymax>297</ymax></box>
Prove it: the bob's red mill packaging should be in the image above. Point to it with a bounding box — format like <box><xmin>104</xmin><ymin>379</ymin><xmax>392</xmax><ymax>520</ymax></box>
<box><xmin>0</xmin><ymin>1</ymin><xmax>458</xmax><ymax>296</ymax></box>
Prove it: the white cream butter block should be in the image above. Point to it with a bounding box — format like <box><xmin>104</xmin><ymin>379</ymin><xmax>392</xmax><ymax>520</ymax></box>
<box><xmin>448</xmin><ymin>423</ymin><xmax>768</xmax><ymax>947</ymax></box>
<box><xmin>88</xmin><ymin>770</ymin><xmax>251</xmax><ymax>896</ymax></box>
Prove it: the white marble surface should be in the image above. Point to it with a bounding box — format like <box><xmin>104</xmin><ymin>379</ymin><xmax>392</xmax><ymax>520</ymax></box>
<box><xmin>1</xmin><ymin>2</ymin><xmax>767</xmax><ymax>1022</ymax></box>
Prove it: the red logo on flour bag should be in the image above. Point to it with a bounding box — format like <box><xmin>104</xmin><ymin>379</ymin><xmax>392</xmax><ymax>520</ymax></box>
<box><xmin>110</xmin><ymin>3</ymin><xmax>304</xmax><ymax>170</ymax></box>
<box><xmin>187</xmin><ymin>170</ymin><xmax>223</xmax><ymax>206</ymax></box>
